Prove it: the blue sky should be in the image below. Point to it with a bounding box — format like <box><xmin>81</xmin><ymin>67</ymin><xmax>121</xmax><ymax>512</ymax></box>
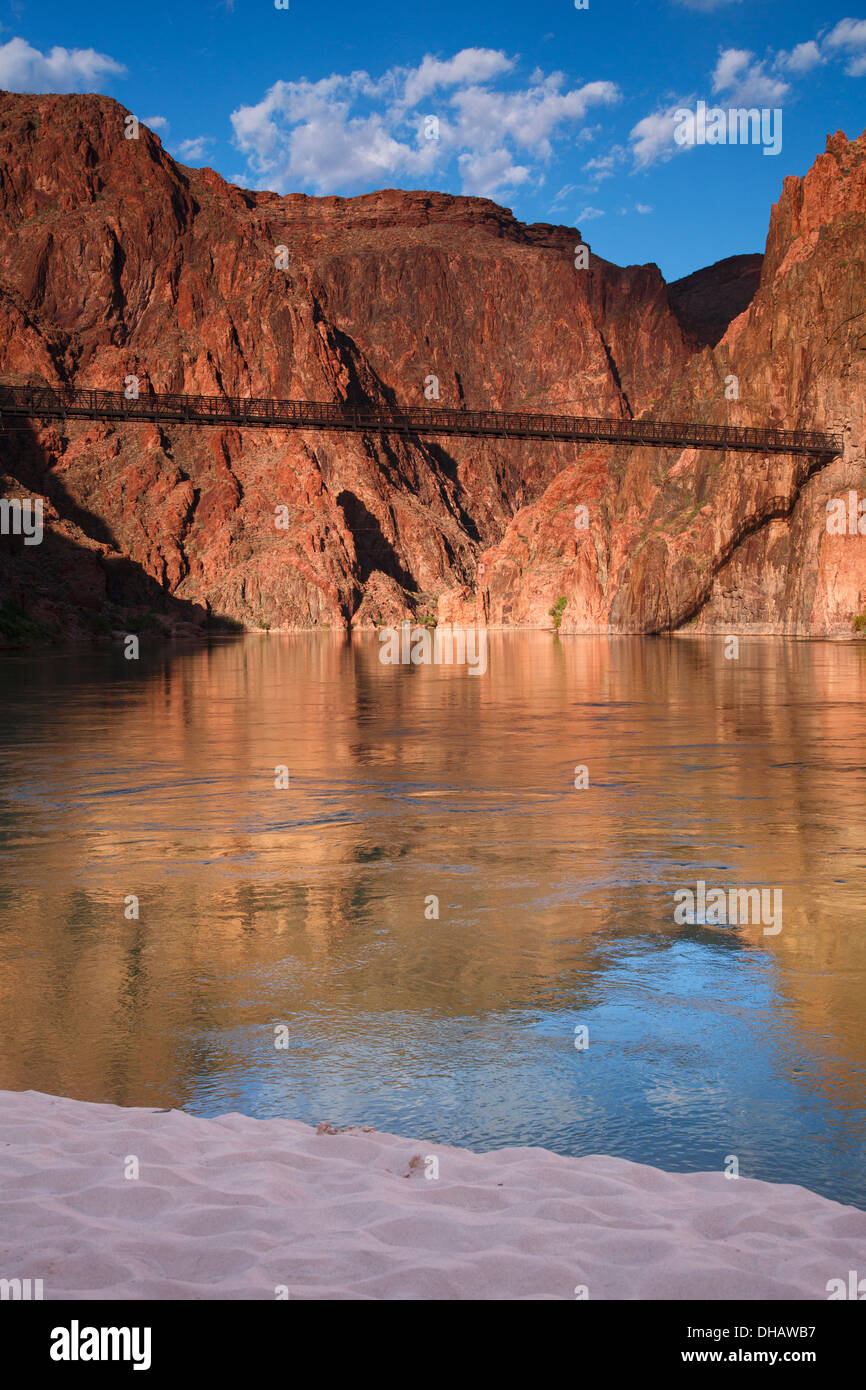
<box><xmin>2</xmin><ymin>1</ymin><xmax>865</xmax><ymax>280</ymax></box>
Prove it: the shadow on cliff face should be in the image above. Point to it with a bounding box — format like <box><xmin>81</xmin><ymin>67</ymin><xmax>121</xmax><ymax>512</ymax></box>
<box><xmin>667</xmin><ymin>253</ymin><xmax>764</xmax><ymax>350</ymax></box>
<box><xmin>337</xmin><ymin>489</ymin><xmax>418</xmax><ymax>592</ymax></box>
<box><xmin>420</xmin><ymin>441</ymin><xmax>482</xmax><ymax>543</ymax></box>
<box><xmin>0</xmin><ymin>423</ymin><xmax>237</xmax><ymax>644</ymax></box>
<box><xmin>0</xmin><ymin>515</ymin><xmax>221</xmax><ymax>646</ymax></box>
<box><xmin>1</xmin><ymin>422</ymin><xmax>119</xmax><ymax>548</ymax></box>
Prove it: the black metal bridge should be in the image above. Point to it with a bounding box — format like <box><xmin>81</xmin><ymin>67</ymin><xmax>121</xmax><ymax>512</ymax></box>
<box><xmin>0</xmin><ymin>380</ymin><xmax>842</xmax><ymax>458</ymax></box>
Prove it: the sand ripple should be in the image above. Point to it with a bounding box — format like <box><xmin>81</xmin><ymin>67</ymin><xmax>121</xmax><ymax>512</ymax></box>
<box><xmin>1</xmin><ymin>1090</ymin><xmax>864</xmax><ymax>1300</ymax></box>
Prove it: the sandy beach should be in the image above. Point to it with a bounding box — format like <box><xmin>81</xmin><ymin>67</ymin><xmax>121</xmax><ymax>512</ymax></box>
<box><xmin>1</xmin><ymin>1089</ymin><xmax>864</xmax><ymax>1300</ymax></box>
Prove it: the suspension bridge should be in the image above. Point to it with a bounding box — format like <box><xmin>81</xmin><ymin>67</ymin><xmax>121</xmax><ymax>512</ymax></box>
<box><xmin>0</xmin><ymin>380</ymin><xmax>842</xmax><ymax>458</ymax></box>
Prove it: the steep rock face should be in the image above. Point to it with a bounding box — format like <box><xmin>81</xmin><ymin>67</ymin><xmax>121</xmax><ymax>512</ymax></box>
<box><xmin>0</xmin><ymin>91</ymin><xmax>694</xmax><ymax>638</ymax></box>
<box><xmin>448</xmin><ymin>130</ymin><xmax>864</xmax><ymax>637</ymax></box>
<box><xmin>0</xmin><ymin>93</ymin><xmax>861</xmax><ymax>639</ymax></box>
<box><xmin>615</xmin><ymin>130</ymin><xmax>866</xmax><ymax>636</ymax></box>
<box><xmin>667</xmin><ymin>253</ymin><xmax>763</xmax><ymax>350</ymax></box>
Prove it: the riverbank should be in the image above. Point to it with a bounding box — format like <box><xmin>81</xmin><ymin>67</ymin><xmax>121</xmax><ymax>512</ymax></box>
<box><xmin>1</xmin><ymin>1090</ymin><xmax>863</xmax><ymax>1300</ymax></box>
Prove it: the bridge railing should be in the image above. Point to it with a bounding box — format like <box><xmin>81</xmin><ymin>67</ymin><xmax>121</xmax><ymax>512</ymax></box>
<box><xmin>0</xmin><ymin>380</ymin><xmax>842</xmax><ymax>457</ymax></box>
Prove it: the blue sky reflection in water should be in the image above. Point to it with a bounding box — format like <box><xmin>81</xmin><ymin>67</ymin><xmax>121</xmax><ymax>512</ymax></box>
<box><xmin>0</xmin><ymin>632</ymin><xmax>863</xmax><ymax>1207</ymax></box>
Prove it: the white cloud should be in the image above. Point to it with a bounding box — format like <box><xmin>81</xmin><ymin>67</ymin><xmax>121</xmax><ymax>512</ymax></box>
<box><xmin>174</xmin><ymin>136</ymin><xmax>215</xmax><ymax>162</ymax></box>
<box><xmin>582</xmin><ymin>144</ymin><xmax>626</xmax><ymax>184</ymax></box>
<box><xmin>712</xmin><ymin>48</ymin><xmax>749</xmax><ymax>91</ymax></box>
<box><xmin>712</xmin><ymin>48</ymin><xmax>790</xmax><ymax>106</ymax></box>
<box><xmin>400</xmin><ymin>49</ymin><xmax>514</xmax><ymax>108</ymax></box>
<box><xmin>636</xmin><ymin>203</ymin><xmax>652</xmax><ymax>213</ymax></box>
<box><xmin>230</xmin><ymin>50</ymin><xmax>619</xmax><ymax>200</ymax></box>
<box><xmin>458</xmin><ymin>148</ymin><xmax>531</xmax><ymax>199</ymax></box>
<box><xmin>448</xmin><ymin>75</ymin><xmax>619</xmax><ymax>161</ymax></box>
<box><xmin>0</xmin><ymin>36</ymin><xmax>125</xmax><ymax>92</ymax></box>
<box><xmin>294</xmin><ymin>115</ymin><xmax>436</xmax><ymax>189</ymax></box>
<box><xmin>627</xmin><ymin>26</ymin><xmax>860</xmax><ymax>176</ymax></box>
<box><xmin>144</xmin><ymin>115</ymin><xmax>169</xmax><ymax>133</ymax></box>
<box><xmin>671</xmin><ymin>0</ymin><xmax>740</xmax><ymax>9</ymax></box>
<box><xmin>576</xmin><ymin>205</ymin><xmax>605</xmax><ymax>221</ymax></box>
<box><xmin>629</xmin><ymin>30</ymin><xmax>837</xmax><ymax>171</ymax></box>
<box><xmin>629</xmin><ymin>48</ymin><xmax>790</xmax><ymax>170</ymax></box>
<box><xmin>774</xmin><ymin>41</ymin><xmax>823</xmax><ymax>75</ymax></box>
<box><xmin>824</xmin><ymin>18</ymin><xmax>866</xmax><ymax>77</ymax></box>
<box><xmin>629</xmin><ymin>105</ymin><xmax>690</xmax><ymax>168</ymax></box>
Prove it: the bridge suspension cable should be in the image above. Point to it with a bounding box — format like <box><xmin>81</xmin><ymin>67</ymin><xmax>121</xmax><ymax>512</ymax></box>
<box><xmin>0</xmin><ymin>381</ymin><xmax>842</xmax><ymax>458</ymax></box>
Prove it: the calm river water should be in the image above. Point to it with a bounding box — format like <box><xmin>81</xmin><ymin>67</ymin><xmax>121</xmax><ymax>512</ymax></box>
<box><xmin>0</xmin><ymin>633</ymin><xmax>864</xmax><ymax>1206</ymax></box>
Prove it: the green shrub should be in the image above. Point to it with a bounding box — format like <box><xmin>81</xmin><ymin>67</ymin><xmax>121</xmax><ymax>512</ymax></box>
<box><xmin>549</xmin><ymin>596</ymin><xmax>568</xmax><ymax>630</ymax></box>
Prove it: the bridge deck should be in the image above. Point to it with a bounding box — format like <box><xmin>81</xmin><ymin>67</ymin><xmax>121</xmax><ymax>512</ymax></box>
<box><xmin>0</xmin><ymin>381</ymin><xmax>842</xmax><ymax>458</ymax></box>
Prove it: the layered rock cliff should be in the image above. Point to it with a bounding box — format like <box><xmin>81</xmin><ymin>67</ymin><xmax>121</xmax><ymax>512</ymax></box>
<box><xmin>0</xmin><ymin>91</ymin><xmax>862</xmax><ymax>641</ymax></box>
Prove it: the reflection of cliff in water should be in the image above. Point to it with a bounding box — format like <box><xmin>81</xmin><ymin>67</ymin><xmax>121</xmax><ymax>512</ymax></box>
<box><xmin>0</xmin><ymin>634</ymin><xmax>863</xmax><ymax>1192</ymax></box>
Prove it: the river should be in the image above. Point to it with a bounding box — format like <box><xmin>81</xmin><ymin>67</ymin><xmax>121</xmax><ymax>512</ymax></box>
<box><xmin>1</xmin><ymin>631</ymin><xmax>864</xmax><ymax>1206</ymax></box>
